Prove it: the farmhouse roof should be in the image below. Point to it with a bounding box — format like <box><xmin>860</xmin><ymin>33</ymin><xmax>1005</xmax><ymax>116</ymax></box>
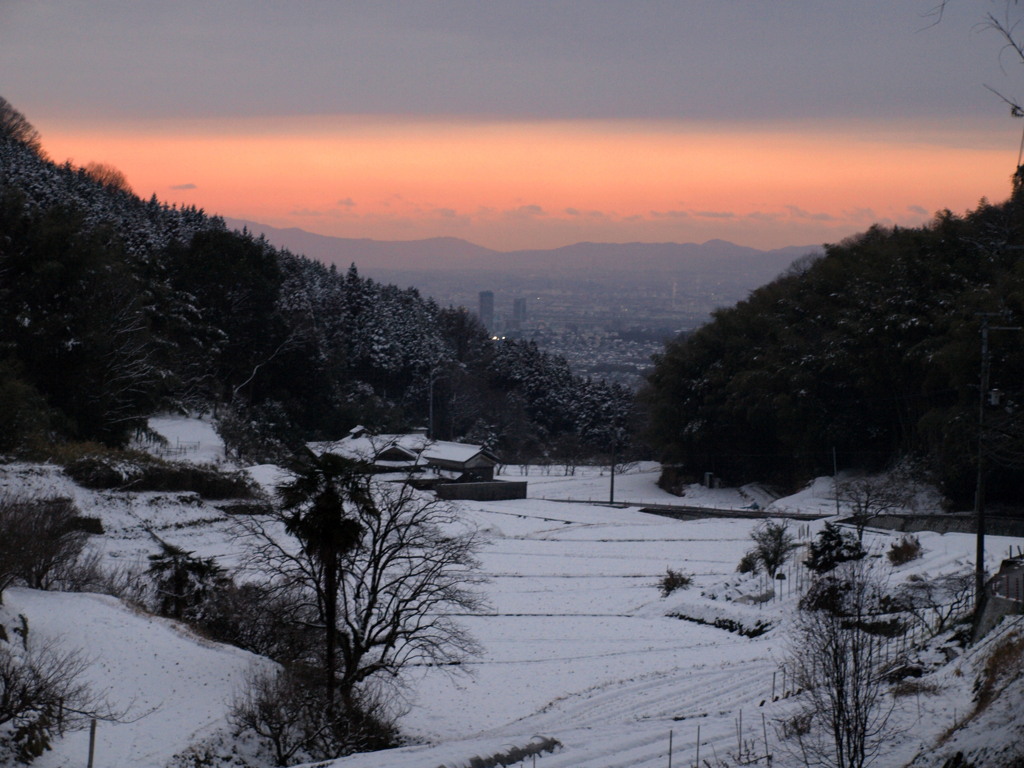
<box><xmin>420</xmin><ymin>440</ymin><xmax>499</xmax><ymax>466</ymax></box>
<box><xmin>307</xmin><ymin>430</ymin><xmax>497</xmax><ymax>471</ymax></box>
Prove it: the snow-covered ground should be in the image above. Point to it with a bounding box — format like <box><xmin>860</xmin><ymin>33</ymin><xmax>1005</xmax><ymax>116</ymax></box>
<box><xmin>499</xmin><ymin>461</ymin><xmax>778</xmax><ymax>509</ymax></box>
<box><xmin>1</xmin><ymin>416</ymin><xmax>1021</xmax><ymax>768</ymax></box>
<box><xmin>145</xmin><ymin>415</ymin><xmax>229</xmax><ymax>465</ymax></box>
<box><xmin>3</xmin><ymin>588</ymin><xmax>267</xmax><ymax>768</ymax></box>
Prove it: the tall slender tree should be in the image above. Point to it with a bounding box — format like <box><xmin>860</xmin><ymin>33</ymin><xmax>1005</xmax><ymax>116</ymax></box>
<box><xmin>277</xmin><ymin>450</ymin><xmax>370</xmax><ymax>714</ymax></box>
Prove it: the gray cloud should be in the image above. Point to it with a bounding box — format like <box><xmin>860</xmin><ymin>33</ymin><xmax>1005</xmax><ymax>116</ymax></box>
<box><xmin>745</xmin><ymin>211</ymin><xmax>782</xmax><ymax>222</ymax></box>
<box><xmin>842</xmin><ymin>207</ymin><xmax>879</xmax><ymax>222</ymax></box>
<box><xmin>170</xmin><ymin>183</ymin><xmax>196</xmax><ymax>190</ymax></box>
<box><xmin>505</xmin><ymin>205</ymin><xmax>546</xmax><ymax>219</ymax></box>
<box><xmin>0</xmin><ymin>1</ymin><xmax>1005</xmax><ymax>123</ymax></box>
<box><xmin>785</xmin><ymin>205</ymin><xmax>837</xmax><ymax>222</ymax></box>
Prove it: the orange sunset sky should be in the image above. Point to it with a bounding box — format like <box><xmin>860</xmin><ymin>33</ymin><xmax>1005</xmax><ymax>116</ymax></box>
<box><xmin>3</xmin><ymin>2</ymin><xmax>1022</xmax><ymax>251</ymax></box>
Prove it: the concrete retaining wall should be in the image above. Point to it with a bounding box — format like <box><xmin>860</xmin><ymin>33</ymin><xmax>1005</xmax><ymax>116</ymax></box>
<box><xmin>436</xmin><ymin>481</ymin><xmax>528</xmax><ymax>501</ymax></box>
<box><xmin>867</xmin><ymin>514</ymin><xmax>1024</xmax><ymax>537</ymax></box>
<box><xmin>975</xmin><ymin>594</ymin><xmax>1024</xmax><ymax>640</ymax></box>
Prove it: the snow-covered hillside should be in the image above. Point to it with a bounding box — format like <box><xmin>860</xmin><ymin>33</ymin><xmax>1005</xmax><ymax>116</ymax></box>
<box><xmin>1</xmin><ymin>417</ymin><xmax>1021</xmax><ymax>768</ymax></box>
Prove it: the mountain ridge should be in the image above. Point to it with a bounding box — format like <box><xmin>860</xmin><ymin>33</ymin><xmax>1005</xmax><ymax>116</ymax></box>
<box><xmin>223</xmin><ymin>217</ymin><xmax>820</xmax><ymax>282</ymax></box>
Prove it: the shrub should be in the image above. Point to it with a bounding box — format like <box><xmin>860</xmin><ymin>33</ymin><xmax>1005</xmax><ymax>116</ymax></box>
<box><xmin>804</xmin><ymin>522</ymin><xmax>865</xmax><ymax>574</ymax></box>
<box><xmin>742</xmin><ymin>520</ymin><xmax>796</xmax><ymax>577</ymax></box>
<box><xmin>659</xmin><ymin>568</ymin><xmax>692</xmax><ymax>596</ymax></box>
<box><xmin>0</xmin><ymin>631</ymin><xmax>116</xmax><ymax>764</ymax></box>
<box><xmin>91</xmin><ymin>561</ymin><xmax>150</xmax><ymax>609</ymax></box>
<box><xmin>191</xmin><ymin>581</ymin><xmax>318</xmax><ymax>663</ymax></box>
<box><xmin>799</xmin><ymin>574</ymin><xmax>852</xmax><ymax>614</ymax></box>
<box><xmin>229</xmin><ymin>666</ymin><xmax>398</xmax><ymax>766</ymax></box>
<box><xmin>887</xmin><ymin>534</ymin><xmax>923</xmax><ymax>566</ymax></box>
<box><xmin>0</xmin><ymin>495</ymin><xmax>96</xmax><ymax>598</ymax></box>
<box><xmin>61</xmin><ymin>451</ymin><xmax>149</xmax><ymax>488</ymax></box>
<box><xmin>63</xmin><ymin>453</ymin><xmax>259</xmax><ymax>499</ymax></box>
<box><xmin>147</xmin><ymin>542</ymin><xmax>231</xmax><ymax>622</ymax></box>
<box><xmin>656</xmin><ymin>465</ymin><xmax>691</xmax><ymax>496</ymax></box>
<box><xmin>0</xmin><ymin>362</ymin><xmax>51</xmax><ymax>453</ymax></box>
<box><xmin>737</xmin><ymin>551</ymin><xmax>760</xmax><ymax>574</ymax></box>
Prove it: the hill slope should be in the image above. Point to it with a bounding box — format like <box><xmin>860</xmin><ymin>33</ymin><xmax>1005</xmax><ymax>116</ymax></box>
<box><xmin>0</xmin><ymin>101</ymin><xmax>633</xmax><ymax>460</ymax></box>
<box><xmin>225</xmin><ymin>217</ymin><xmax>815</xmax><ymax>288</ymax></box>
<box><xmin>644</xmin><ymin>191</ymin><xmax>1024</xmax><ymax>504</ymax></box>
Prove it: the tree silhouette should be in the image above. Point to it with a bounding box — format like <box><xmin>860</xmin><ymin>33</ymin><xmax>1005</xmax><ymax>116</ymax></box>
<box><xmin>147</xmin><ymin>540</ymin><xmax>228</xmax><ymax>621</ymax></box>
<box><xmin>0</xmin><ymin>96</ymin><xmax>43</xmax><ymax>154</ymax></box>
<box><xmin>277</xmin><ymin>450</ymin><xmax>369</xmax><ymax>714</ymax></box>
<box><xmin>241</xmin><ymin>455</ymin><xmax>485</xmax><ymax>728</ymax></box>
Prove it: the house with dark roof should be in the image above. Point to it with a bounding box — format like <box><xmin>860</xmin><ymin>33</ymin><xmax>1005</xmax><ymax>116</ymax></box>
<box><xmin>308</xmin><ymin>427</ymin><xmax>524</xmax><ymax>500</ymax></box>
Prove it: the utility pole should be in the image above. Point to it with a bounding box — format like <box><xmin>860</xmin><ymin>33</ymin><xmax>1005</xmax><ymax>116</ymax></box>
<box><xmin>832</xmin><ymin>446</ymin><xmax>841</xmax><ymax>517</ymax></box>
<box><xmin>609</xmin><ymin>427</ymin><xmax>625</xmax><ymax>505</ymax></box>
<box><xmin>428</xmin><ymin>373</ymin><xmax>435</xmax><ymax>441</ymax></box>
<box><xmin>428</xmin><ymin>369</ymin><xmax>446</xmax><ymax>440</ymax></box>
<box><xmin>609</xmin><ymin>444</ymin><xmax>616</xmax><ymax>504</ymax></box>
<box><xmin>974</xmin><ymin>314</ymin><xmax>1022</xmax><ymax>615</ymax></box>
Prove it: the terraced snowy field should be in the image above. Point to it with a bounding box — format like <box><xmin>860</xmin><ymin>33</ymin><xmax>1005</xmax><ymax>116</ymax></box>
<box><xmin>2</xmin><ymin>418</ymin><xmax>1020</xmax><ymax>768</ymax></box>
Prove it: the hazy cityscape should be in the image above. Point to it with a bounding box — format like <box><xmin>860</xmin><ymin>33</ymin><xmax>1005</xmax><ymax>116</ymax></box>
<box><xmin>374</xmin><ymin>268</ymin><xmax>775</xmax><ymax>388</ymax></box>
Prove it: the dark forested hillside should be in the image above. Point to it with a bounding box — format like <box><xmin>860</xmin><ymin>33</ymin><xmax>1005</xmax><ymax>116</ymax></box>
<box><xmin>0</xmin><ymin>98</ymin><xmax>632</xmax><ymax>461</ymax></box>
<box><xmin>643</xmin><ymin>183</ymin><xmax>1024</xmax><ymax>507</ymax></box>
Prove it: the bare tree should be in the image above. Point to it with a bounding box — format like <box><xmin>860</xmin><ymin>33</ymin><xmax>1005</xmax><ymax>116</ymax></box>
<box><xmin>0</xmin><ymin>635</ymin><xmax>118</xmax><ymax>764</ymax></box>
<box><xmin>229</xmin><ymin>665</ymin><xmax>328</xmax><ymax>767</ymax></box>
<box><xmin>897</xmin><ymin>570</ymin><xmax>975</xmax><ymax>635</ymax></box>
<box><xmin>82</xmin><ymin>162</ymin><xmax>133</xmax><ymax>194</ymax></box>
<box><xmin>783</xmin><ymin>560</ymin><xmax>904</xmax><ymax>768</ymax></box>
<box><xmin>930</xmin><ymin>2</ymin><xmax>1024</xmax><ymax>118</ymax></box>
<box><xmin>0</xmin><ymin>97</ymin><xmax>43</xmax><ymax>154</ymax></box>
<box><xmin>334</xmin><ymin>481</ymin><xmax>486</xmax><ymax>705</ymax></box>
<box><xmin>229</xmin><ymin>664</ymin><xmax>398</xmax><ymax>766</ymax></box>
<box><xmin>837</xmin><ymin>473</ymin><xmax>912</xmax><ymax>542</ymax></box>
<box><xmin>0</xmin><ymin>495</ymin><xmax>90</xmax><ymax>601</ymax></box>
<box><xmin>239</xmin><ymin>472</ymin><xmax>487</xmax><ymax>715</ymax></box>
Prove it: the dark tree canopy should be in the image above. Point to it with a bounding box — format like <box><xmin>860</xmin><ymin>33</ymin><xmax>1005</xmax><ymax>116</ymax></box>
<box><xmin>0</xmin><ymin>96</ymin><xmax>42</xmax><ymax>154</ymax></box>
<box><xmin>643</xmin><ymin>188</ymin><xmax>1024</xmax><ymax>506</ymax></box>
<box><xmin>0</xmin><ymin>95</ymin><xmax>634</xmax><ymax>458</ymax></box>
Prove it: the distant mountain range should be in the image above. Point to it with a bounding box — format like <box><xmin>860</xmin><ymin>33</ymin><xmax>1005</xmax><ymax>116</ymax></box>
<box><xmin>224</xmin><ymin>218</ymin><xmax>821</xmax><ymax>288</ymax></box>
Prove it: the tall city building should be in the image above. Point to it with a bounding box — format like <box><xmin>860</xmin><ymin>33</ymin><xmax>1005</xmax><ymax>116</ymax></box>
<box><xmin>478</xmin><ymin>290</ymin><xmax>494</xmax><ymax>332</ymax></box>
<box><xmin>512</xmin><ymin>297</ymin><xmax>527</xmax><ymax>328</ymax></box>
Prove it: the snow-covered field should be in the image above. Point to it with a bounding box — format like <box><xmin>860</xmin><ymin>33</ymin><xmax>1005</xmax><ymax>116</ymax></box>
<box><xmin>1</xmin><ymin>416</ymin><xmax>1022</xmax><ymax>768</ymax></box>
